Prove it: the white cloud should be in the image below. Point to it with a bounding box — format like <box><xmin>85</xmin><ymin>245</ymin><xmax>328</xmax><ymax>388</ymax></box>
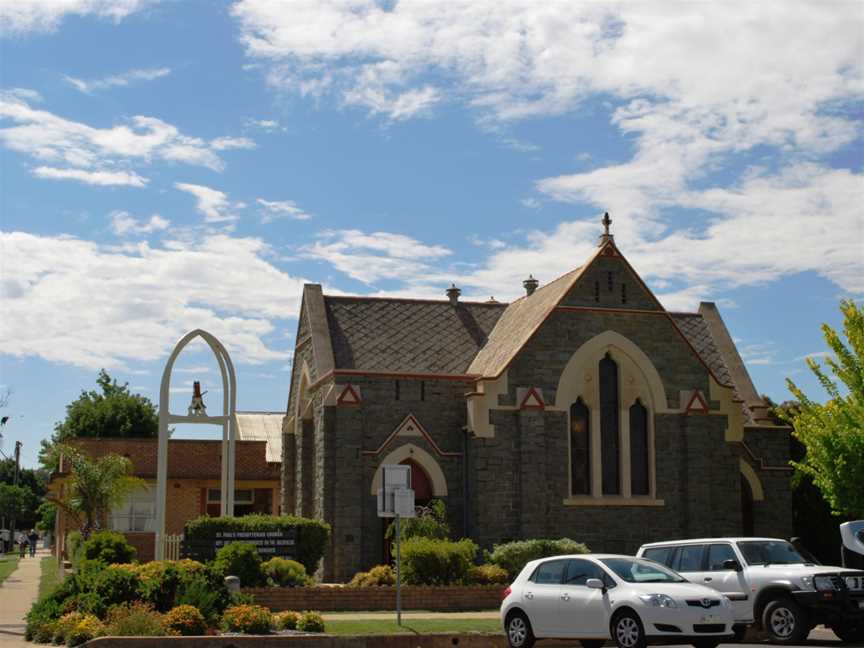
<box><xmin>257</xmin><ymin>198</ymin><xmax>312</xmax><ymax>223</ymax></box>
<box><xmin>521</xmin><ymin>197</ymin><xmax>541</xmax><ymax>209</ymax></box>
<box><xmin>174</xmin><ymin>182</ymin><xmax>237</xmax><ymax>222</ymax></box>
<box><xmin>245</xmin><ymin>118</ymin><xmax>283</xmax><ymax>132</ymax></box>
<box><xmin>211</xmin><ymin>136</ymin><xmax>256</xmax><ymax>150</ymax></box>
<box><xmin>0</xmin><ymin>93</ymin><xmax>226</xmax><ymax>185</ymax></box>
<box><xmin>302</xmin><ymin>229</ymin><xmax>451</xmax><ymax>284</ymax></box>
<box><xmin>0</xmin><ymin>230</ymin><xmax>306</xmax><ymax>368</ymax></box>
<box><xmin>231</xmin><ymin>0</ymin><xmax>863</xmax><ymax>303</ymax></box>
<box><xmin>32</xmin><ymin>166</ymin><xmax>148</xmax><ymax>187</ymax></box>
<box><xmin>1</xmin><ymin>0</ymin><xmax>153</xmax><ymax>36</ymax></box>
<box><xmin>110</xmin><ymin>211</ymin><xmax>170</xmax><ymax>236</ymax></box>
<box><xmin>64</xmin><ymin>67</ymin><xmax>171</xmax><ymax>94</ymax></box>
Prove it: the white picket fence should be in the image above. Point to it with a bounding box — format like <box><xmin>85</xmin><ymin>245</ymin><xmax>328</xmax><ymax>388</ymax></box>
<box><xmin>162</xmin><ymin>533</ymin><xmax>183</xmax><ymax>560</ymax></box>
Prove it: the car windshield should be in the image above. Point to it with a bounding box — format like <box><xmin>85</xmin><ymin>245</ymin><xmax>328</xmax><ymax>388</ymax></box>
<box><xmin>737</xmin><ymin>541</ymin><xmax>807</xmax><ymax>566</ymax></box>
<box><xmin>600</xmin><ymin>557</ymin><xmax>686</xmax><ymax>583</ymax></box>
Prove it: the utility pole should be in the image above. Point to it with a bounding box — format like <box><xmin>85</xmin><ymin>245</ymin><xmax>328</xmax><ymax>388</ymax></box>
<box><xmin>10</xmin><ymin>441</ymin><xmax>21</xmax><ymax>547</ymax></box>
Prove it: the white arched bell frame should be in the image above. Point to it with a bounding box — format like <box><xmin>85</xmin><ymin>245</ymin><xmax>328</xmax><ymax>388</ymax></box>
<box><xmin>156</xmin><ymin>329</ymin><xmax>237</xmax><ymax>559</ymax></box>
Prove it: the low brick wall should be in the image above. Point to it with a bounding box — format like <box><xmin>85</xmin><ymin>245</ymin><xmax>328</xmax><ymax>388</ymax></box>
<box><xmin>88</xmin><ymin>634</ymin><xmax>506</xmax><ymax>648</ymax></box>
<box><xmin>243</xmin><ymin>585</ymin><xmax>504</xmax><ymax>612</ymax></box>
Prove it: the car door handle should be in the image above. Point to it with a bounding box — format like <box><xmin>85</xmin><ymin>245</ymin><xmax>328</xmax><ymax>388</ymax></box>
<box><xmin>561</xmin><ymin>593</ymin><xmax>571</xmax><ymax>601</ymax></box>
<box><xmin>525</xmin><ymin>592</ymin><xmax>534</xmax><ymax>600</ymax></box>
<box><xmin>703</xmin><ymin>577</ymin><xmax>712</xmax><ymax>582</ymax></box>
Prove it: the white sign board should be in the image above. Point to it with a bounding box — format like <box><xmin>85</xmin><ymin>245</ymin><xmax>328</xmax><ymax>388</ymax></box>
<box><xmin>377</xmin><ymin>464</ymin><xmax>416</xmax><ymax>518</ymax></box>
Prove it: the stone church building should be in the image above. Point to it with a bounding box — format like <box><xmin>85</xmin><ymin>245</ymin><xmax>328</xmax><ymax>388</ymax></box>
<box><xmin>282</xmin><ymin>223</ymin><xmax>793</xmax><ymax>581</ymax></box>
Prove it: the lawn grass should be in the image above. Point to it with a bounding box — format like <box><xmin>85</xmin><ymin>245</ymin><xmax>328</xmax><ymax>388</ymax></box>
<box><xmin>38</xmin><ymin>555</ymin><xmax>59</xmax><ymax>597</ymax></box>
<box><xmin>323</xmin><ymin>618</ymin><xmax>503</xmax><ymax>635</ymax></box>
<box><xmin>0</xmin><ymin>552</ymin><xmax>20</xmax><ymax>585</ymax></box>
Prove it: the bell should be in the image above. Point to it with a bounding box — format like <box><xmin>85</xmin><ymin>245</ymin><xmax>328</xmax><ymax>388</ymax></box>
<box><xmin>187</xmin><ymin>381</ymin><xmax>208</xmax><ymax>417</ymax></box>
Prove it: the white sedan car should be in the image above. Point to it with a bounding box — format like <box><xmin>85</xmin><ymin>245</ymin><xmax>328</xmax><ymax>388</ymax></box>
<box><xmin>501</xmin><ymin>554</ymin><xmax>735</xmax><ymax>648</ymax></box>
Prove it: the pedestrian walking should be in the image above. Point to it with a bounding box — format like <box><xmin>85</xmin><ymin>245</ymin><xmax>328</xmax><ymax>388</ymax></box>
<box><xmin>18</xmin><ymin>534</ymin><xmax>27</xmax><ymax>559</ymax></box>
<box><xmin>28</xmin><ymin>529</ymin><xmax>38</xmax><ymax>557</ymax></box>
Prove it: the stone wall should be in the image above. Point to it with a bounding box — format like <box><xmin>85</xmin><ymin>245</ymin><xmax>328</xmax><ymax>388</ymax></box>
<box><xmin>744</xmin><ymin>426</ymin><xmax>794</xmax><ymax>539</ymax></box>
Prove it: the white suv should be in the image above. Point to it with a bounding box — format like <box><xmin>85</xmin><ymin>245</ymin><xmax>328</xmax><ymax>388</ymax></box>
<box><xmin>637</xmin><ymin>537</ymin><xmax>864</xmax><ymax>644</ymax></box>
<box><xmin>500</xmin><ymin>554</ymin><xmax>734</xmax><ymax>648</ymax></box>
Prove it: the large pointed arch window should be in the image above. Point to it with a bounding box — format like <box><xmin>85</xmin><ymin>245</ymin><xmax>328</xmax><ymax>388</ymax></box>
<box><xmin>570</xmin><ymin>398</ymin><xmax>591</xmax><ymax>495</ymax></box>
<box><xmin>565</xmin><ymin>347</ymin><xmax>657</xmax><ymax>502</ymax></box>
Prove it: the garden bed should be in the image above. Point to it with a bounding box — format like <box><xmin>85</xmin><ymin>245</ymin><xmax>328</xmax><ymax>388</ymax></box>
<box><xmin>244</xmin><ymin>585</ymin><xmax>505</xmax><ymax>612</ymax></box>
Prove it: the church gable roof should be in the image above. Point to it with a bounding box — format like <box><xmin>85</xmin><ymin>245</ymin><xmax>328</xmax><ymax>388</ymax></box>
<box><xmin>467</xmin><ymin>265</ymin><xmax>588</xmax><ymax>376</ymax></box>
<box><xmin>323</xmin><ymin>296</ymin><xmax>506</xmax><ymax>374</ymax></box>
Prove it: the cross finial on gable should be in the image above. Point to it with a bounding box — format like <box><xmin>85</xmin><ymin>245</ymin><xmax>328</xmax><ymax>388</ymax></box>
<box><xmin>599</xmin><ymin>212</ymin><xmax>614</xmax><ymax>246</ymax></box>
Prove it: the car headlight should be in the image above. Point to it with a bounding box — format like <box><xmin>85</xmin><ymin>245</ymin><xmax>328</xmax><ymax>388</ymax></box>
<box><xmin>800</xmin><ymin>576</ymin><xmax>814</xmax><ymax>590</ymax></box>
<box><xmin>814</xmin><ymin>576</ymin><xmax>839</xmax><ymax>591</ymax></box>
<box><xmin>720</xmin><ymin>595</ymin><xmax>732</xmax><ymax>609</ymax></box>
<box><xmin>639</xmin><ymin>594</ymin><xmax>678</xmax><ymax>608</ymax></box>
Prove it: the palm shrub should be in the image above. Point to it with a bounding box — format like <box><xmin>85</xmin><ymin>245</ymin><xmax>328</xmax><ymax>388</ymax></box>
<box><xmin>261</xmin><ymin>557</ymin><xmax>310</xmax><ymax>587</ymax></box>
<box><xmin>163</xmin><ymin>604</ymin><xmax>207</xmax><ymax>636</ymax></box>
<box><xmin>175</xmin><ymin>571</ymin><xmax>231</xmax><ymax>624</ymax></box>
<box><xmin>212</xmin><ymin>542</ymin><xmax>263</xmax><ymax>587</ymax></box>
<box><xmin>49</xmin><ymin>444</ymin><xmax>144</xmax><ymax>538</ymax></box>
<box><xmin>487</xmin><ymin>538</ymin><xmax>589</xmax><ymax>579</ymax></box>
<box><xmin>400</xmin><ymin>537</ymin><xmax>478</xmax><ymax>585</ymax></box>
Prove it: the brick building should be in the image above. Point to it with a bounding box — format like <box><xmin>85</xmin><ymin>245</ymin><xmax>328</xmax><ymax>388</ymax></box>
<box><xmin>283</xmin><ymin>225</ymin><xmax>794</xmax><ymax>582</ymax></box>
<box><xmin>51</xmin><ymin>416</ymin><xmax>281</xmax><ymax>561</ymax></box>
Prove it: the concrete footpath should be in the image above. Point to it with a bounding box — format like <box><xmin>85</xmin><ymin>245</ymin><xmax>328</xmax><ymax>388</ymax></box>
<box><xmin>0</xmin><ymin>548</ymin><xmax>51</xmax><ymax>646</ymax></box>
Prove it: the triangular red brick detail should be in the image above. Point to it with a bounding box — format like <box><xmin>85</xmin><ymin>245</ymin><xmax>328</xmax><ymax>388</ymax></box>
<box><xmin>685</xmin><ymin>389</ymin><xmax>709</xmax><ymax>414</ymax></box>
<box><xmin>337</xmin><ymin>384</ymin><xmax>361</xmax><ymax>405</ymax></box>
<box><xmin>520</xmin><ymin>387</ymin><xmax>545</xmax><ymax>410</ymax></box>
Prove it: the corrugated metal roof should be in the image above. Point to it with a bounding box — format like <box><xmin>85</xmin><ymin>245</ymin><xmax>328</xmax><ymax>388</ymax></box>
<box><xmin>235</xmin><ymin>412</ymin><xmax>283</xmax><ymax>463</ymax></box>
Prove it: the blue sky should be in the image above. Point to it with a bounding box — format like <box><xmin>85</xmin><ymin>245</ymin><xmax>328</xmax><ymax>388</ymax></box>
<box><xmin>1</xmin><ymin>1</ymin><xmax>862</xmax><ymax>468</ymax></box>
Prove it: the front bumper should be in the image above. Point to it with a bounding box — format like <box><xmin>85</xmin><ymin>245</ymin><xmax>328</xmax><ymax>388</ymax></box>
<box><xmin>792</xmin><ymin>588</ymin><xmax>864</xmax><ymax>623</ymax></box>
<box><xmin>644</xmin><ymin>605</ymin><xmax>734</xmax><ymax>637</ymax></box>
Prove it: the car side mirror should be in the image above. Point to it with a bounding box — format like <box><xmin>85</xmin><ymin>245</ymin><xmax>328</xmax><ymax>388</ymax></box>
<box><xmin>586</xmin><ymin>578</ymin><xmax>605</xmax><ymax>590</ymax></box>
<box><xmin>722</xmin><ymin>559</ymin><xmax>743</xmax><ymax>572</ymax></box>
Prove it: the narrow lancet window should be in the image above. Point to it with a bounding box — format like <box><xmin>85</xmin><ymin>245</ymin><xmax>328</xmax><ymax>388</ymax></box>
<box><xmin>630</xmin><ymin>399</ymin><xmax>650</xmax><ymax>495</ymax></box>
<box><xmin>570</xmin><ymin>398</ymin><xmax>591</xmax><ymax>495</ymax></box>
<box><xmin>599</xmin><ymin>353</ymin><xmax>620</xmax><ymax>494</ymax></box>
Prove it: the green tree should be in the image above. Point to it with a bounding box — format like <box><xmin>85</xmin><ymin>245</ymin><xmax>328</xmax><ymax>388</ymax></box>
<box><xmin>35</xmin><ymin>501</ymin><xmax>56</xmax><ymax>534</ymax></box>
<box><xmin>0</xmin><ymin>484</ymin><xmax>38</xmax><ymax>527</ymax></box>
<box><xmin>0</xmin><ymin>459</ymin><xmax>48</xmax><ymax>497</ymax></box>
<box><xmin>49</xmin><ymin>444</ymin><xmax>145</xmax><ymax>538</ymax></box>
<box><xmin>40</xmin><ymin>370</ymin><xmax>158</xmax><ymax>471</ymax></box>
<box><xmin>783</xmin><ymin>300</ymin><xmax>864</xmax><ymax>518</ymax></box>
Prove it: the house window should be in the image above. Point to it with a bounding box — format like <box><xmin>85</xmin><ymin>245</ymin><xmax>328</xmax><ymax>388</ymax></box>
<box><xmin>110</xmin><ymin>487</ymin><xmax>156</xmax><ymax>532</ymax></box>
<box><xmin>599</xmin><ymin>354</ymin><xmax>620</xmax><ymax>495</ymax></box>
<box><xmin>570</xmin><ymin>398</ymin><xmax>591</xmax><ymax>495</ymax></box>
<box><xmin>206</xmin><ymin>489</ymin><xmax>256</xmax><ymax>517</ymax></box>
<box><xmin>630</xmin><ymin>399</ymin><xmax>650</xmax><ymax>495</ymax></box>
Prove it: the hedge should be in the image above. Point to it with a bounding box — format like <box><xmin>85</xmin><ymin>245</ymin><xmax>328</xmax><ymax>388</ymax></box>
<box><xmin>400</xmin><ymin>537</ymin><xmax>478</xmax><ymax>585</ymax></box>
<box><xmin>184</xmin><ymin>514</ymin><xmax>330</xmax><ymax>575</ymax></box>
<box><xmin>488</xmin><ymin>538</ymin><xmax>589</xmax><ymax>578</ymax></box>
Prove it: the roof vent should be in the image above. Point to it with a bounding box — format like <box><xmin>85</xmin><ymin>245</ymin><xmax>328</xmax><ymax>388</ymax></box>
<box><xmin>523</xmin><ymin>274</ymin><xmax>539</xmax><ymax>296</ymax></box>
<box><xmin>446</xmin><ymin>283</ymin><xmax>461</xmax><ymax>306</ymax></box>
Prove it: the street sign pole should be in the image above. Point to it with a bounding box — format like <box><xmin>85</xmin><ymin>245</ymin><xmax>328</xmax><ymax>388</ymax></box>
<box><xmin>396</xmin><ymin>512</ymin><xmax>402</xmax><ymax>626</ymax></box>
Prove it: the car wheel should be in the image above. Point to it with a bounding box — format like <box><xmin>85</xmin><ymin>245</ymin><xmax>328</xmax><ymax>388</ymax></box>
<box><xmin>582</xmin><ymin>641</ymin><xmax>605</xmax><ymax>648</ymax></box>
<box><xmin>832</xmin><ymin>621</ymin><xmax>864</xmax><ymax>643</ymax></box>
<box><xmin>611</xmin><ymin>610</ymin><xmax>647</xmax><ymax>648</ymax></box>
<box><xmin>506</xmin><ymin>611</ymin><xmax>535</xmax><ymax>648</ymax></box>
<box><xmin>761</xmin><ymin>597</ymin><xmax>809</xmax><ymax>644</ymax></box>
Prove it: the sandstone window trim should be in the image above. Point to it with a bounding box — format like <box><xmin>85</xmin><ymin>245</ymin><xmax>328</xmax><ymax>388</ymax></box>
<box><xmin>557</xmin><ymin>331</ymin><xmax>664</xmax><ymax>506</ymax></box>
